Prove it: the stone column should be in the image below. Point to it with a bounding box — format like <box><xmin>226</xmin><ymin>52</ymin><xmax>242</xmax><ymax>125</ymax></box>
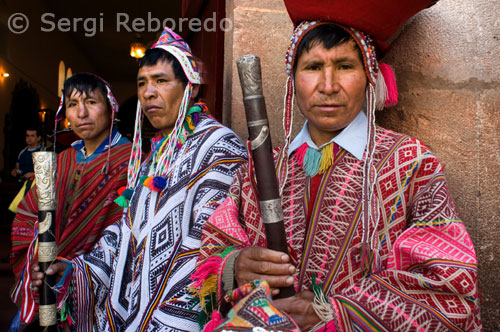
<box><xmin>223</xmin><ymin>0</ymin><xmax>299</xmax><ymax>146</ymax></box>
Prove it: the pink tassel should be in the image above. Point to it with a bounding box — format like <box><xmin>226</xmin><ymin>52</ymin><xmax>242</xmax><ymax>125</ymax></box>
<box><xmin>379</xmin><ymin>63</ymin><xmax>398</xmax><ymax>107</ymax></box>
<box><xmin>323</xmin><ymin>320</ymin><xmax>338</xmax><ymax>332</ymax></box>
<box><xmin>191</xmin><ymin>255</ymin><xmax>222</xmax><ymax>289</ymax></box>
<box><xmin>294</xmin><ymin>143</ymin><xmax>308</xmax><ymax>167</ymax></box>
<box><xmin>203</xmin><ymin>310</ymin><xmax>223</xmax><ymax>332</ymax></box>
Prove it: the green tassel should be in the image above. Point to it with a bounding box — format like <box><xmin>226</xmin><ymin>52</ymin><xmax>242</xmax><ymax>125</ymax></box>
<box><xmin>60</xmin><ymin>302</ymin><xmax>68</xmax><ymax>322</ymax></box>
<box><xmin>311</xmin><ymin>273</ymin><xmax>327</xmax><ymax>302</ymax></box>
<box><xmin>304</xmin><ymin>148</ymin><xmax>322</xmax><ymax>177</ymax></box>
<box><xmin>139</xmin><ymin>176</ymin><xmax>148</xmax><ymax>184</ymax></box>
<box><xmin>114</xmin><ymin>195</ymin><xmax>129</xmax><ymax>208</ymax></box>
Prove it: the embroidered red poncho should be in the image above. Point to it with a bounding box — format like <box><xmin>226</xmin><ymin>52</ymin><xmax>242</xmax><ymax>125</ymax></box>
<box><xmin>194</xmin><ymin>127</ymin><xmax>481</xmax><ymax>331</ymax></box>
<box><xmin>10</xmin><ymin>142</ymin><xmax>131</xmax><ymax>278</ymax></box>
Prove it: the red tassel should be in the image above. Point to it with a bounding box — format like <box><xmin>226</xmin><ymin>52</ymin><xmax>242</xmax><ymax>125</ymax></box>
<box><xmin>379</xmin><ymin>63</ymin><xmax>398</xmax><ymax>107</ymax></box>
<box><xmin>203</xmin><ymin>310</ymin><xmax>223</xmax><ymax>332</ymax></box>
<box><xmin>294</xmin><ymin>143</ymin><xmax>308</xmax><ymax>167</ymax></box>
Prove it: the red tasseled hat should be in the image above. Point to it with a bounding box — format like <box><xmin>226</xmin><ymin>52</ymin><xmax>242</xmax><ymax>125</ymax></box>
<box><xmin>284</xmin><ymin>0</ymin><xmax>439</xmax><ymax>54</ymax></box>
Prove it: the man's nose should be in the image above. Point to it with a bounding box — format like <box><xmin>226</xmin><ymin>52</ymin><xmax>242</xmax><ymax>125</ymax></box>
<box><xmin>142</xmin><ymin>82</ymin><xmax>157</xmax><ymax>99</ymax></box>
<box><xmin>77</xmin><ymin>103</ymin><xmax>88</xmax><ymax>117</ymax></box>
<box><xmin>319</xmin><ymin>68</ymin><xmax>341</xmax><ymax>94</ymax></box>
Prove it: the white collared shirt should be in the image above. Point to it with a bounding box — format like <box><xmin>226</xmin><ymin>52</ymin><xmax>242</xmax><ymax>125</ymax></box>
<box><xmin>288</xmin><ymin>111</ymin><xmax>368</xmax><ymax>161</ymax></box>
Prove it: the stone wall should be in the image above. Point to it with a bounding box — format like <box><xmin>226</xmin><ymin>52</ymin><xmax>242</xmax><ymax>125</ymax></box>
<box><xmin>226</xmin><ymin>0</ymin><xmax>500</xmax><ymax>330</ymax></box>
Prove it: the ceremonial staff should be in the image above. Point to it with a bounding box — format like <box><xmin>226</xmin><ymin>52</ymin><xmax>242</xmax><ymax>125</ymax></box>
<box><xmin>32</xmin><ymin>151</ymin><xmax>59</xmax><ymax>331</ymax></box>
<box><xmin>236</xmin><ymin>54</ymin><xmax>295</xmax><ymax>298</ymax></box>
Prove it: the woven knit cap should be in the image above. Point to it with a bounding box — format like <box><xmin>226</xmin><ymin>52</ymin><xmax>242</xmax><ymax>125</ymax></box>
<box><xmin>152</xmin><ymin>26</ymin><xmax>200</xmax><ymax>84</ymax></box>
<box><xmin>284</xmin><ymin>0</ymin><xmax>439</xmax><ymax>55</ymax></box>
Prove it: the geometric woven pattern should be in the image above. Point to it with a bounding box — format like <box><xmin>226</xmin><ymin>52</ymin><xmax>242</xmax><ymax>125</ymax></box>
<box><xmin>69</xmin><ymin>115</ymin><xmax>247</xmax><ymax>331</ymax></box>
<box><xmin>196</xmin><ymin>126</ymin><xmax>482</xmax><ymax>331</ymax></box>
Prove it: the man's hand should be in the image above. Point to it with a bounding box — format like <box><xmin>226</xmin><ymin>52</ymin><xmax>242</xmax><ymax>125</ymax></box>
<box><xmin>31</xmin><ymin>262</ymin><xmax>67</xmax><ymax>293</ymax></box>
<box><xmin>23</xmin><ymin>172</ymin><xmax>35</xmax><ymax>179</ymax></box>
<box><xmin>235</xmin><ymin>246</ymin><xmax>295</xmax><ymax>293</ymax></box>
<box><xmin>274</xmin><ymin>291</ymin><xmax>321</xmax><ymax>331</ymax></box>
<box><xmin>11</xmin><ymin>167</ymin><xmax>19</xmax><ymax>177</ymax></box>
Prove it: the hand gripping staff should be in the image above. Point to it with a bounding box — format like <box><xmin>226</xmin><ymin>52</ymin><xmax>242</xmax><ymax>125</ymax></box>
<box><xmin>236</xmin><ymin>54</ymin><xmax>295</xmax><ymax>299</ymax></box>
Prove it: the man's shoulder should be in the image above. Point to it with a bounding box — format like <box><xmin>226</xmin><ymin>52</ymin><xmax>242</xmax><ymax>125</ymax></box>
<box><xmin>110</xmin><ymin>137</ymin><xmax>133</xmax><ymax>151</ymax></box>
<box><xmin>193</xmin><ymin>115</ymin><xmax>243</xmax><ymax>142</ymax></box>
<box><xmin>18</xmin><ymin>146</ymin><xmax>29</xmax><ymax>157</ymax></box>
<box><xmin>58</xmin><ymin>147</ymin><xmax>77</xmax><ymax>159</ymax></box>
<box><xmin>374</xmin><ymin>126</ymin><xmax>435</xmax><ymax>159</ymax></box>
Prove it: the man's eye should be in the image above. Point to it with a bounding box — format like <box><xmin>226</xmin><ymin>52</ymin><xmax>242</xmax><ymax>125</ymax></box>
<box><xmin>137</xmin><ymin>82</ymin><xmax>145</xmax><ymax>87</ymax></box>
<box><xmin>157</xmin><ymin>78</ymin><xmax>167</xmax><ymax>83</ymax></box>
<box><xmin>67</xmin><ymin>102</ymin><xmax>76</xmax><ymax>108</ymax></box>
<box><xmin>339</xmin><ymin>64</ymin><xmax>353</xmax><ymax>70</ymax></box>
<box><xmin>306</xmin><ymin>64</ymin><xmax>321</xmax><ymax>71</ymax></box>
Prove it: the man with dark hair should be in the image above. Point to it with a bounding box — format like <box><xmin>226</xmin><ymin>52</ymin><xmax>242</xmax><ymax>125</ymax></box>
<box><xmin>10</xmin><ymin>127</ymin><xmax>43</xmax><ymax>188</ymax></box>
<box><xmin>11</xmin><ymin>73</ymin><xmax>132</xmax><ymax>326</ymax></box>
<box><xmin>191</xmin><ymin>1</ymin><xmax>481</xmax><ymax>331</ymax></box>
<box><xmin>32</xmin><ymin>28</ymin><xmax>247</xmax><ymax>331</ymax></box>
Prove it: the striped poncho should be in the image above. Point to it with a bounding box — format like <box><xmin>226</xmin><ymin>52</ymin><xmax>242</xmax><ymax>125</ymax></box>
<box><xmin>10</xmin><ymin>141</ymin><xmax>132</xmax><ymax>279</ymax></box>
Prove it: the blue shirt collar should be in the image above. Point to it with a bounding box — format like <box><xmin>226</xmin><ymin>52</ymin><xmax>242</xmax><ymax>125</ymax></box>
<box><xmin>289</xmin><ymin>111</ymin><xmax>367</xmax><ymax>160</ymax></box>
<box><xmin>71</xmin><ymin>128</ymin><xmax>122</xmax><ymax>161</ymax></box>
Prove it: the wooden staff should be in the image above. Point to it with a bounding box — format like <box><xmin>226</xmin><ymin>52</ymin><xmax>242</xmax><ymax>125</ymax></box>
<box><xmin>236</xmin><ymin>54</ymin><xmax>295</xmax><ymax>298</ymax></box>
<box><xmin>32</xmin><ymin>151</ymin><xmax>59</xmax><ymax>330</ymax></box>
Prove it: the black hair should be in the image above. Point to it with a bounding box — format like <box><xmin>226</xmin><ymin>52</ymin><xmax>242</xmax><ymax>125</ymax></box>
<box><xmin>138</xmin><ymin>48</ymin><xmax>189</xmax><ymax>87</ymax></box>
<box><xmin>294</xmin><ymin>24</ymin><xmax>363</xmax><ymax>73</ymax></box>
<box><xmin>26</xmin><ymin>126</ymin><xmax>42</xmax><ymax>137</ymax></box>
<box><xmin>63</xmin><ymin>73</ymin><xmax>111</xmax><ymax>111</ymax></box>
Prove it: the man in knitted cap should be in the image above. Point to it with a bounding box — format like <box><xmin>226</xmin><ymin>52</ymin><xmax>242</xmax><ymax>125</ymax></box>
<box><xmin>191</xmin><ymin>1</ymin><xmax>482</xmax><ymax>331</ymax></box>
<box><xmin>31</xmin><ymin>28</ymin><xmax>247</xmax><ymax>331</ymax></box>
<box><xmin>11</xmin><ymin>73</ymin><xmax>132</xmax><ymax>327</ymax></box>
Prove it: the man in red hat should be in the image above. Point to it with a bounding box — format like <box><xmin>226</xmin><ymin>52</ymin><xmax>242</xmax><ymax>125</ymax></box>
<box><xmin>191</xmin><ymin>1</ymin><xmax>481</xmax><ymax>331</ymax></box>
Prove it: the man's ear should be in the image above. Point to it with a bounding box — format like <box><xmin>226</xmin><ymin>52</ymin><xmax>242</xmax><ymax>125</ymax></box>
<box><xmin>192</xmin><ymin>84</ymin><xmax>200</xmax><ymax>100</ymax></box>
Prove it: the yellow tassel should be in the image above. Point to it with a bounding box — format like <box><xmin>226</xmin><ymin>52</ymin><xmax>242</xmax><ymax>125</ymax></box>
<box><xmin>198</xmin><ymin>275</ymin><xmax>217</xmax><ymax>311</ymax></box>
<box><xmin>318</xmin><ymin>143</ymin><xmax>334</xmax><ymax>174</ymax></box>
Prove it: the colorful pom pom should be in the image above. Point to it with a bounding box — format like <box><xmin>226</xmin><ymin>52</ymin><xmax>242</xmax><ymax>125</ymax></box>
<box><xmin>143</xmin><ymin>176</ymin><xmax>154</xmax><ymax>189</ymax></box>
<box><xmin>202</xmin><ymin>310</ymin><xmax>223</xmax><ymax>332</ymax></box>
<box><xmin>139</xmin><ymin>176</ymin><xmax>148</xmax><ymax>184</ymax></box>
<box><xmin>114</xmin><ymin>195</ymin><xmax>129</xmax><ymax>208</ymax></box>
<box><xmin>152</xmin><ymin>176</ymin><xmax>167</xmax><ymax>191</ymax></box>
<box><xmin>122</xmin><ymin>188</ymin><xmax>133</xmax><ymax>200</ymax></box>
<box><xmin>117</xmin><ymin>186</ymin><xmax>127</xmax><ymax>196</ymax></box>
